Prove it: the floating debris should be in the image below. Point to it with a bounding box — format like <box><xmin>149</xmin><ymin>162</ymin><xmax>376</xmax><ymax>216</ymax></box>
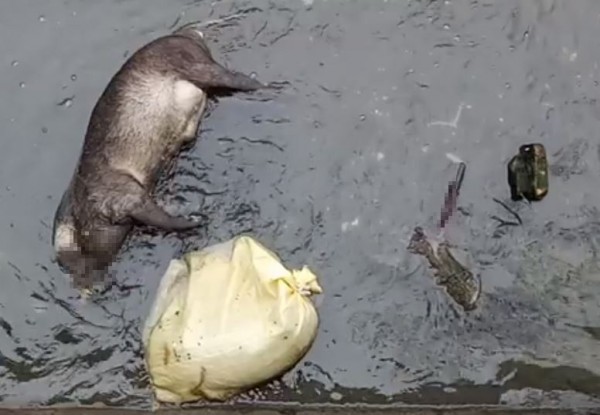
<box><xmin>57</xmin><ymin>96</ymin><xmax>74</xmax><ymax>108</ymax></box>
<box><xmin>445</xmin><ymin>152</ymin><xmax>464</xmax><ymax>164</ymax></box>
<box><xmin>507</xmin><ymin>143</ymin><xmax>549</xmax><ymax>202</ymax></box>
<box><xmin>407</xmin><ymin>227</ymin><xmax>480</xmax><ymax>311</ymax></box>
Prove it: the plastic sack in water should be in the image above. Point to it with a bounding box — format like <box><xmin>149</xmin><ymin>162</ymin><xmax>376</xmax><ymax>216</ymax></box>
<box><xmin>142</xmin><ymin>235</ymin><xmax>322</xmax><ymax>403</ymax></box>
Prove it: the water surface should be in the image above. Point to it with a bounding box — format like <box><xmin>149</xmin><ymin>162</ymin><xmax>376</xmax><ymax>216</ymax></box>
<box><xmin>0</xmin><ymin>0</ymin><xmax>599</xmax><ymax>409</ymax></box>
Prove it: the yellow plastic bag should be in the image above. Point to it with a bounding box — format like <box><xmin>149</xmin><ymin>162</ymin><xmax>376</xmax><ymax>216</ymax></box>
<box><xmin>142</xmin><ymin>235</ymin><xmax>322</xmax><ymax>404</ymax></box>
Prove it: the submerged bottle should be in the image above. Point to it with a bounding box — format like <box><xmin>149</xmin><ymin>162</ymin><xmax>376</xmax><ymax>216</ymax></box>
<box><xmin>507</xmin><ymin>143</ymin><xmax>549</xmax><ymax>202</ymax></box>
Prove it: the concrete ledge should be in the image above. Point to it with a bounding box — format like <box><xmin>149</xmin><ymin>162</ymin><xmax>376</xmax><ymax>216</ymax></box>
<box><xmin>0</xmin><ymin>406</ymin><xmax>594</xmax><ymax>415</ymax></box>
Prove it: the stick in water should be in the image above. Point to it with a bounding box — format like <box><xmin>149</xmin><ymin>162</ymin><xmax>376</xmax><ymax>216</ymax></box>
<box><xmin>439</xmin><ymin>162</ymin><xmax>466</xmax><ymax>229</ymax></box>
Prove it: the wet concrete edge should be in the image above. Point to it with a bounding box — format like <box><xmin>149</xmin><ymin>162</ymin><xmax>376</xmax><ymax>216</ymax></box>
<box><xmin>0</xmin><ymin>406</ymin><xmax>595</xmax><ymax>415</ymax></box>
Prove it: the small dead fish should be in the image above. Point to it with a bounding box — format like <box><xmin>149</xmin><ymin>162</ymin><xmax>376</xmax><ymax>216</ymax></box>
<box><xmin>408</xmin><ymin>226</ymin><xmax>480</xmax><ymax>311</ymax></box>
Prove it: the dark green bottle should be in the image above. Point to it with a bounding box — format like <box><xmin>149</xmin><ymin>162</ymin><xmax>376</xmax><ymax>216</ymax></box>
<box><xmin>507</xmin><ymin>143</ymin><xmax>549</xmax><ymax>201</ymax></box>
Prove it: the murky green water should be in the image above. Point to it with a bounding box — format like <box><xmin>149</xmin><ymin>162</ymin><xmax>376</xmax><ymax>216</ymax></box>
<box><xmin>0</xmin><ymin>0</ymin><xmax>599</xmax><ymax>409</ymax></box>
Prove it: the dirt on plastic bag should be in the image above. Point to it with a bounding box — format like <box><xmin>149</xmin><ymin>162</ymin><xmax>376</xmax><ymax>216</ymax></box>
<box><xmin>142</xmin><ymin>235</ymin><xmax>322</xmax><ymax>404</ymax></box>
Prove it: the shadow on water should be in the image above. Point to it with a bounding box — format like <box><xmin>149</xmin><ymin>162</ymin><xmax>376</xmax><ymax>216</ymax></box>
<box><xmin>0</xmin><ymin>0</ymin><xmax>599</xmax><ymax>409</ymax></box>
